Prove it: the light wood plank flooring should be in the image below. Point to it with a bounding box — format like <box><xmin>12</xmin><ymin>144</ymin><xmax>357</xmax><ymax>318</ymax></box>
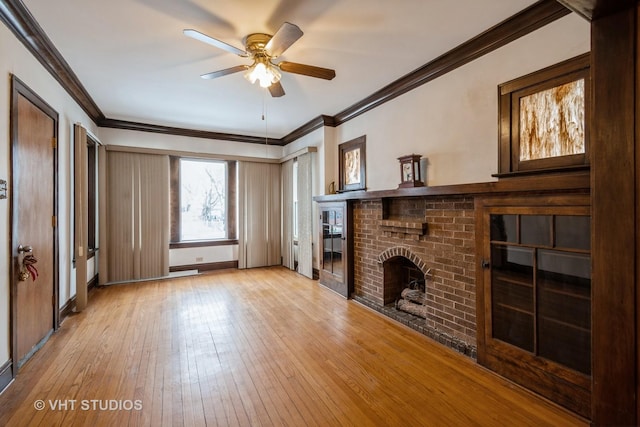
<box><xmin>0</xmin><ymin>267</ymin><xmax>587</xmax><ymax>426</ymax></box>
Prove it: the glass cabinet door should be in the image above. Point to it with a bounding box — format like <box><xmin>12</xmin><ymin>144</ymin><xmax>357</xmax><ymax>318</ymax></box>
<box><xmin>321</xmin><ymin>208</ymin><xmax>343</xmax><ymax>278</ymax></box>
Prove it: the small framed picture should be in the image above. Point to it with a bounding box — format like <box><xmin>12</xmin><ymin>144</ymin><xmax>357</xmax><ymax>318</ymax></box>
<box><xmin>338</xmin><ymin>136</ymin><xmax>366</xmax><ymax>192</ymax></box>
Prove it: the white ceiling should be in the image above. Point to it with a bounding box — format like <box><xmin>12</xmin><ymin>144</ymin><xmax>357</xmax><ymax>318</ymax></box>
<box><xmin>22</xmin><ymin>0</ymin><xmax>539</xmax><ymax>139</ymax></box>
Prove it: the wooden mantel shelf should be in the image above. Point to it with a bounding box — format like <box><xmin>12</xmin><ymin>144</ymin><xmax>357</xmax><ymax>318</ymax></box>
<box><xmin>313</xmin><ymin>171</ymin><xmax>590</xmax><ymax>203</ymax></box>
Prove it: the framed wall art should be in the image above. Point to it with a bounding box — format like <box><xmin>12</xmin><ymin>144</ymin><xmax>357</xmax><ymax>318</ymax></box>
<box><xmin>338</xmin><ymin>135</ymin><xmax>366</xmax><ymax>192</ymax></box>
<box><xmin>496</xmin><ymin>53</ymin><xmax>590</xmax><ymax>176</ymax></box>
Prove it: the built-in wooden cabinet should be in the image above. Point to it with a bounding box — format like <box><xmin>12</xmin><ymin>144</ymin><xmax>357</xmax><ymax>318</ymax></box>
<box><xmin>318</xmin><ymin>201</ymin><xmax>353</xmax><ymax>298</ymax></box>
<box><xmin>476</xmin><ymin>193</ymin><xmax>591</xmax><ymax>418</ymax></box>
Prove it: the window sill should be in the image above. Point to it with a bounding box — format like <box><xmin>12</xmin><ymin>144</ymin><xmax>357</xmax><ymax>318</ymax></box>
<box><xmin>170</xmin><ymin>239</ymin><xmax>239</xmax><ymax>249</ymax></box>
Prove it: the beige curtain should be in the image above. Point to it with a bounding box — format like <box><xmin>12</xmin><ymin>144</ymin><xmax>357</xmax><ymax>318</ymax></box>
<box><xmin>297</xmin><ymin>153</ymin><xmax>313</xmax><ymax>278</ymax></box>
<box><xmin>73</xmin><ymin>124</ymin><xmax>88</xmax><ymax>311</ymax></box>
<box><xmin>98</xmin><ymin>145</ymin><xmax>108</xmax><ymax>284</ymax></box>
<box><xmin>238</xmin><ymin>161</ymin><xmax>281</xmax><ymax>268</ymax></box>
<box><xmin>281</xmin><ymin>159</ymin><xmax>294</xmax><ymax>269</ymax></box>
<box><xmin>105</xmin><ymin>151</ymin><xmax>169</xmax><ymax>282</ymax></box>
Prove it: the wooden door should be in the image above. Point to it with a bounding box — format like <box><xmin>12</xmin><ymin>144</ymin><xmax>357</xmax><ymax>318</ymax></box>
<box><xmin>11</xmin><ymin>77</ymin><xmax>58</xmax><ymax>369</ymax></box>
<box><xmin>318</xmin><ymin>202</ymin><xmax>352</xmax><ymax>298</ymax></box>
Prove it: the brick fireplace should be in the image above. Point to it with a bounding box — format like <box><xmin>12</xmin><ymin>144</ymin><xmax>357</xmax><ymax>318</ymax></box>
<box><xmin>351</xmin><ymin>196</ymin><xmax>477</xmax><ymax>358</ymax></box>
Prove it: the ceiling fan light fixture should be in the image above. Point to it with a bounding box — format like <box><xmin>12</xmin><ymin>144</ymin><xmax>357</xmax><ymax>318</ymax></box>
<box><xmin>244</xmin><ymin>57</ymin><xmax>281</xmax><ymax>88</ymax></box>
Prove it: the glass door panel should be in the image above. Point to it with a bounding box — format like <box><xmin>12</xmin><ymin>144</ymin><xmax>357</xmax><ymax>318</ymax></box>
<box><xmin>537</xmin><ymin>249</ymin><xmax>591</xmax><ymax>374</ymax></box>
<box><xmin>491</xmin><ymin>245</ymin><xmax>534</xmax><ymax>352</ymax></box>
<box><xmin>321</xmin><ymin>208</ymin><xmax>344</xmax><ymax>278</ymax></box>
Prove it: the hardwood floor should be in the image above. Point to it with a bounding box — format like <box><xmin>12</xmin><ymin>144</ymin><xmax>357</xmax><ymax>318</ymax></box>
<box><xmin>0</xmin><ymin>267</ymin><xmax>587</xmax><ymax>426</ymax></box>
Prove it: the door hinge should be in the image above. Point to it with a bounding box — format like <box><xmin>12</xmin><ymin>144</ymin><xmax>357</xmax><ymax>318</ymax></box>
<box><xmin>52</xmin><ymin>215</ymin><xmax>57</xmax><ymax>227</ymax></box>
<box><xmin>52</xmin><ymin>137</ymin><xmax>57</xmax><ymax>148</ymax></box>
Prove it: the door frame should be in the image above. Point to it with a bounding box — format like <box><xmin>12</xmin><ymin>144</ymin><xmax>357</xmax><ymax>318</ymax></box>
<box><xmin>9</xmin><ymin>75</ymin><xmax>60</xmax><ymax>376</ymax></box>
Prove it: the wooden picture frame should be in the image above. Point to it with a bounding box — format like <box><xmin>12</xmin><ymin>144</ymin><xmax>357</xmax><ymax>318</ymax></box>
<box><xmin>496</xmin><ymin>53</ymin><xmax>590</xmax><ymax>176</ymax></box>
<box><xmin>338</xmin><ymin>136</ymin><xmax>366</xmax><ymax>192</ymax></box>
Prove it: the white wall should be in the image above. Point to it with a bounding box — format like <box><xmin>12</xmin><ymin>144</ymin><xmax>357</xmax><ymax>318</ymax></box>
<box><xmin>169</xmin><ymin>245</ymin><xmax>238</xmax><ymax>267</ymax></box>
<box><xmin>0</xmin><ymin>23</ymin><xmax>99</xmax><ymax>365</ymax></box>
<box><xmin>99</xmin><ymin>127</ymin><xmax>284</xmax><ymax>160</ymax></box>
<box><xmin>284</xmin><ymin>14</ymin><xmax>589</xmax><ymax>272</ymax></box>
<box><xmin>332</xmin><ymin>14</ymin><xmax>590</xmax><ymax>191</ymax></box>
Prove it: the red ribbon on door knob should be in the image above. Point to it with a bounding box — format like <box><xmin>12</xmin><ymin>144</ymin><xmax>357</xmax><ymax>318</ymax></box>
<box><xmin>23</xmin><ymin>254</ymin><xmax>38</xmax><ymax>281</ymax></box>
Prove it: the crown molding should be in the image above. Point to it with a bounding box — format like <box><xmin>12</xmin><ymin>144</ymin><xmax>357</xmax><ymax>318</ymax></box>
<box><xmin>281</xmin><ymin>115</ymin><xmax>335</xmax><ymax>145</ymax></box>
<box><xmin>556</xmin><ymin>0</ymin><xmax>635</xmax><ymax>20</ymax></box>
<box><xmin>0</xmin><ymin>0</ymin><xmax>105</xmax><ymax>122</ymax></box>
<box><xmin>1</xmin><ymin>0</ymin><xmax>572</xmax><ymax>146</ymax></box>
<box><xmin>329</xmin><ymin>0</ymin><xmax>571</xmax><ymax>127</ymax></box>
<box><xmin>99</xmin><ymin>118</ymin><xmax>285</xmax><ymax>146</ymax></box>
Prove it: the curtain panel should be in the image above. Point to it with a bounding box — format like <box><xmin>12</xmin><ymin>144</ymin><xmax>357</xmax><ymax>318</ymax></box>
<box><xmin>281</xmin><ymin>159</ymin><xmax>295</xmax><ymax>270</ymax></box>
<box><xmin>296</xmin><ymin>153</ymin><xmax>313</xmax><ymax>279</ymax></box>
<box><xmin>103</xmin><ymin>151</ymin><xmax>169</xmax><ymax>282</ymax></box>
<box><xmin>238</xmin><ymin>161</ymin><xmax>281</xmax><ymax>269</ymax></box>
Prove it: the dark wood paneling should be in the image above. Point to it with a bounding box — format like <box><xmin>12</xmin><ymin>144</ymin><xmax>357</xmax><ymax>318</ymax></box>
<box><xmin>557</xmin><ymin>0</ymin><xmax>636</xmax><ymax>20</ymax></box>
<box><xmin>99</xmin><ymin>118</ymin><xmax>286</xmax><ymax>146</ymax></box>
<box><xmin>329</xmin><ymin>0</ymin><xmax>571</xmax><ymax>127</ymax></box>
<box><xmin>590</xmin><ymin>5</ymin><xmax>637</xmax><ymax>425</ymax></box>
<box><xmin>313</xmin><ymin>171</ymin><xmax>590</xmax><ymax>203</ymax></box>
<box><xmin>497</xmin><ymin>53</ymin><xmax>591</xmax><ymax>175</ymax></box>
<box><xmin>0</xmin><ymin>1</ymin><xmax>104</xmax><ymax>122</ymax></box>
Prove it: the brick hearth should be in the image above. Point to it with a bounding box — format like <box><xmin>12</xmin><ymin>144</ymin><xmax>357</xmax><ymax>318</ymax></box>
<box><xmin>352</xmin><ymin>196</ymin><xmax>477</xmax><ymax>357</ymax></box>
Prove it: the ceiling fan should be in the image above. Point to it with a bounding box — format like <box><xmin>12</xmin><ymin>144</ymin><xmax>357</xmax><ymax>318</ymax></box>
<box><xmin>184</xmin><ymin>22</ymin><xmax>336</xmax><ymax>97</ymax></box>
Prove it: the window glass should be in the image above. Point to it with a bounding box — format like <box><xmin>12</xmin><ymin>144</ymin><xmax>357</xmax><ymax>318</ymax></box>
<box><xmin>491</xmin><ymin>245</ymin><xmax>534</xmax><ymax>352</ymax></box>
<box><xmin>537</xmin><ymin>249</ymin><xmax>591</xmax><ymax>374</ymax></box>
<box><xmin>180</xmin><ymin>159</ymin><xmax>226</xmax><ymax>240</ymax></box>
<box><xmin>490</xmin><ymin>214</ymin><xmax>517</xmax><ymax>242</ymax></box>
<box><xmin>521</xmin><ymin>215</ymin><xmax>552</xmax><ymax>246</ymax></box>
<box><xmin>555</xmin><ymin>215</ymin><xmax>590</xmax><ymax>250</ymax></box>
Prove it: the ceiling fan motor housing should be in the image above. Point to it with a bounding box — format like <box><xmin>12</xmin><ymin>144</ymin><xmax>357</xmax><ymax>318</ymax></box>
<box><xmin>243</xmin><ymin>33</ymin><xmax>273</xmax><ymax>57</ymax></box>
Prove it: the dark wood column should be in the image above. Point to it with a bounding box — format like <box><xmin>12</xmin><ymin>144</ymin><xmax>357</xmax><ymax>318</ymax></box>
<box><xmin>558</xmin><ymin>0</ymin><xmax>640</xmax><ymax>423</ymax></box>
<box><xmin>590</xmin><ymin>3</ymin><xmax>637</xmax><ymax>425</ymax></box>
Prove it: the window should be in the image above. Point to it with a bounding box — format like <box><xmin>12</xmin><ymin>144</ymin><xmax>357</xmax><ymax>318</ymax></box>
<box><xmin>496</xmin><ymin>53</ymin><xmax>590</xmax><ymax>176</ymax></box>
<box><xmin>292</xmin><ymin>160</ymin><xmax>298</xmax><ymax>240</ymax></box>
<box><xmin>73</xmin><ymin>133</ymin><xmax>98</xmax><ymax>263</ymax></box>
<box><xmin>170</xmin><ymin>157</ymin><xmax>237</xmax><ymax>245</ymax></box>
<box><xmin>87</xmin><ymin>137</ymin><xmax>97</xmax><ymax>256</ymax></box>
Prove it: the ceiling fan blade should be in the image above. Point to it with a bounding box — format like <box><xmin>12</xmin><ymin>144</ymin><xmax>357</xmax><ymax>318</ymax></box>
<box><xmin>184</xmin><ymin>29</ymin><xmax>247</xmax><ymax>57</ymax></box>
<box><xmin>265</xmin><ymin>22</ymin><xmax>303</xmax><ymax>58</ymax></box>
<box><xmin>201</xmin><ymin>65</ymin><xmax>249</xmax><ymax>79</ymax></box>
<box><xmin>269</xmin><ymin>81</ymin><xmax>285</xmax><ymax>97</ymax></box>
<box><xmin>278</xmin><ymin>61</ymin><xmax>336</xmax><ymax>80</ymax></box>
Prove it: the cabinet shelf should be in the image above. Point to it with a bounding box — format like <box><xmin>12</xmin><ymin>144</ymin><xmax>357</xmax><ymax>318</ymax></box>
<box><xmin>539</xmin><ymin>314</ymin><xmax>590</xmax><ymax>334</ymax></box>
<box><xmin>495</xmin><ymin>302</ymin><xmax>533</xmax><ymax>316</ymax></box>
<box><xmin>493</xmin><ymin>271</ymin><xmax>533</xmax><ymax>288</ymax></box>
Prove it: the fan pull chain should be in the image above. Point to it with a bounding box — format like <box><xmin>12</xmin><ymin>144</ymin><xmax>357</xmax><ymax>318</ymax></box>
<box><xmin>263</xmin><ymin>88</ymin><xmax>269</xmax><ymax>153</ymax></box>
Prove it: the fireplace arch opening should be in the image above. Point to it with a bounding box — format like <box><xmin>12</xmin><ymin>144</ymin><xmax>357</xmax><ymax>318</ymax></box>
<box><xmin>380</xmin><ymin>247</ymin><xmax>432</xmax><ymax>320</ymax></box>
